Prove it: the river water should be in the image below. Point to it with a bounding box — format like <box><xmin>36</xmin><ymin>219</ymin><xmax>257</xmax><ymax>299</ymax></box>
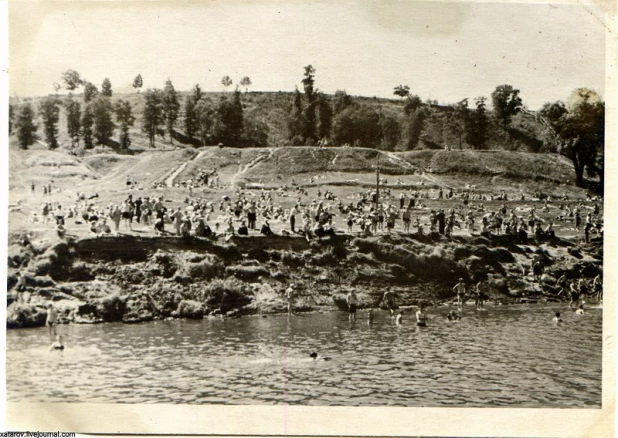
<box><xmin>6</xmin><ymin>303</ymin><xmax>602</xmax><ymax>407</ymax></box>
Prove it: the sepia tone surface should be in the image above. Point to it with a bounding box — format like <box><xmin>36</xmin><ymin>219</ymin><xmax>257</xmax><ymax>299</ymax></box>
<box><xmin>3</xmin><ymin>0</ymin><xmax>617</xmax><ymax>436</ymax></box>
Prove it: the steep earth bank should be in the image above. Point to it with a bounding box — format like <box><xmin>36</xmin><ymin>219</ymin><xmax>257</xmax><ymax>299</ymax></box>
<box><xmin>6</xmin><ymin>231</ymin><xmax>602</xmax><ymax>329</ymax></box>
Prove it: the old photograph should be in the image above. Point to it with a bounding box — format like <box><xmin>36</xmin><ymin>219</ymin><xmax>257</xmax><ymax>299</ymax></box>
<box><xmin>4</xmin><ymin>0</ymin><xmax>615</xmax><ymax>435</ymax></box>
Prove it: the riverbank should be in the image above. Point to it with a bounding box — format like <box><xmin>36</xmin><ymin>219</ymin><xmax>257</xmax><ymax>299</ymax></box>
<box><xmin>6</xmin><ymin>230</ymin><xmax>602</xmax><ymax>329</ymax></box>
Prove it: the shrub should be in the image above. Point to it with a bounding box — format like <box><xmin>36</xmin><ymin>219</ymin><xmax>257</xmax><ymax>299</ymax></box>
<box><xmin>225</xmin><ymin>265</ymin><xmax>269</xmax><ymax>280</ymax></box>
<box><xmin>177</xmin><ymin>300</ymin><xmax>204</xmax><ymax>319</ymax></box>
<box><xmin>97</xmin><ymin>294</ymin><xmax>126</xmax><ymax>322</ymax></box>
<box><xmin>204</xmin><ymin>278</ymin><xmax>253</xmax><ymax>312</ymax></box>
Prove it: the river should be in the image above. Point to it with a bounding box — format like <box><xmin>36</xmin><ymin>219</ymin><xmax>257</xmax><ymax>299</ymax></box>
<box><xmin>6</xmin><ymin>303</ymin><xmax>602</xmax><ymax>407</ymax></box>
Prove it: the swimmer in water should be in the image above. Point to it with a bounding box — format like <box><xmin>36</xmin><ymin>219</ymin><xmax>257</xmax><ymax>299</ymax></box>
<box><xmin>309</xmin><ymin>352</ymin><xmax>332</xmax><ymax>361</ymax></box>
<box><xmin>50</xmin><ymin>335</ymin><xmax>65</xmax><ymax>351</ymax></box>
<box><xmin>395</xmin><ymin>310</ymin><xmax>404</xmax><ymax>325</ymax></box>
<box><xmin>553</xmin><ymin>312</ymin><xmax>562</xmax><ymax>323</ymax></box>
<box><xmin>416</xmin><ymin>305</ymin><xmax>428</xmax><ymax>327</ymax></box>
<box><xmin>575</xmin><ymin>305</ymin><xmax>585</xmax><ymax>315</ymax></box>
<box><xmin>446</xmin><ymin>310</ymin><xmax>461</xmax><ymax>321</ymax></box>
<box><xmin>368</xmin><ymin>308</ymin><xmax>374</xmax><ymax>324</ymax></box>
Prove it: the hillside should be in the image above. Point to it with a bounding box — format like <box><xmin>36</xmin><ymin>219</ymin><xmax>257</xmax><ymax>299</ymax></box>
<box><xmin>9</xmin><ymin>91</ymin><xmax>555</xmax><ymax>152</ymax></box>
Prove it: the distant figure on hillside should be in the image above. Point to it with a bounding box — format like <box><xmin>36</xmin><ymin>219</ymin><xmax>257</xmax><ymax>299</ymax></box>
<box><xmin>593</xmin><ymin>273</ymin><xmax>603</xmax><ymax>302</ymax></box>
<box><xmin>532</xmin><ymin>261</ymin><xmax>544</xmax><ymax>282</ymax></box>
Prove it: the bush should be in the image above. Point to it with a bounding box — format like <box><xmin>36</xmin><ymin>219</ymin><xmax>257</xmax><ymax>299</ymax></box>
<box><xmin>97</xmin><ymin>294</ymin><xmax>126</xmax><ymax>322</ymax></box>
<box><xmin>225</xmin><ymin>265</ymin><xmax>269</xmax><ymax>281</ymax></box>
<box><xmin>177</xmin><ymin>300</ymin><xmax>204</xmax><ymax>319</ymax></box>
<box><xmin>204</xmin><ymin>278</ymin><xmax>253</xmax><ymax>312</ymax></box>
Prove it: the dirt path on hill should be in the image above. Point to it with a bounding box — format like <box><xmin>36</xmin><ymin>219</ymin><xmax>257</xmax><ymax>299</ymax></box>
<box><xmin>230</xmin><ymin>149</ymin><xmax>273</xmax><ymax>188</ymax></box>
<box><xmin>165</xmin><ymin>150</ymin><xmax>208</xmax><ymax>187</ymax></box>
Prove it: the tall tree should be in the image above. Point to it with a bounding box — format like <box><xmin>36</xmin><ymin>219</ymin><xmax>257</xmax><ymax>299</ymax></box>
<box><xmin>81</xmin><ymin>103</ymin><xmax>95</xmax><ymax>149</ymax></box>
<box><xmin>466</xmin><ymin>97</ymin><xmax>489</xmax><ymax>149</ymax></box>
<box><xmin>406</xmin><ymin>108</ymin><xmax>426</xmax><ymax>150</ymax></box>
<box><xmin>316</xmin><ymin>94</ymin><xmax>333</xmax><ymax>141</ymax></box>
<box><xmin>132</xmin><ymin>74</ymin><xmax>143</xmax><ymax>92</ymax></box>
<box><xmin>240</xmin><ymin>76</ymin><xmax>252</xmax><ymax>92</ymax></box>
<box><xmin>184</xmin><ymin>84</ymin><xmax>203</xmax><ymax>139</ymax></box>
<box><xmin>91</xmin><ymin>96</ymin><xmax>115</xmax><ymax>144</ymax></box>
<box><xmin>221</xmin><ymin>75</ymin><xmax>233</xmax><ymax>91</ymax></box>
<box><xmin>114</xmin><ymin>100</ymin><xmax>135</xmax><ymax>149</ymax></box>
<box><xmin>332</xmin><ymin>104</ymin><xmax>381</xmax><ymax>148</ymax></box>
<box><xmin>393</xmin><ymin>85</ymin><xmax>410</xmax><ymax>99</ymax></box>
<box><xmin>380</xmin><ymin>113</ymin><xmax>401</xmax><ymax>151</ymax></box>
<box><xmin>333</xmin><ymin>90</ymin><xmax>353</xmax><ymax>115</ymax></box>
<box><xmin>61</xmin><ymin>69</ymin><xmax>84</xmax><ymax>91</ymax></box>
<box><xmin>215</xmin><ymin>89</ymin><xmax>244</xmax><ymax>145</ymax></box>
<box><xmin>445</xmin><ymin>98</ymin><xmax>468</xmax><ymax>149</ymax></box>
<box><xmin>83</xmin><ymin>82</ymin><xmax>99</xmax><ymax>103</ymax></box>
<box><xmin>142</xmin><ymin>89</ymin><xmax>165</xmax><ymax>147</ymax></box>
<box><xmin>540</xmin><ymin>95</ymin><xmax>604</xmax><ymax>188</ymax></box>
<box><xmin>491</xmin><ymin>84</ymin><xmax>523</xmax><ymax>128</ymax></box>
<box><xmin>301</xmin><ymin>65</ymin><xmax>317</xmax><ymax>142</ymax></box>
<box><xmin>8</xmin><ymin>103</ymin><xmax>15</xmax><ymax>135</ymax></box>
<box><xmin>39</xmin><ymin>96</ymin><xmax>62</xmax><ymax>149</ymax></box>
<box><xmin>195</xmin><ymin>98</ymin><xmax>216</xmax><ymax>146</ymax></box>
<box><xmin>101</xmin><ymin>78</ymin><xmax>113</xmax><ymax>97</ymax></box>
<box><xmin>15</xmin><ymin>103</ymin><xmax>39</xmax><ymax>149</ymax></box>
<box><xmin>162</xmin><ymin>79</ymin><xmax>180</xmax><ymax>144</ymax></box>
<box><xmin>64</xmin><ymin>96</ymin><xmax>82</xmax><ymax>147</ymax></box>
<box><xmin>287</xmin><ymin>87</ymin><xmax>306</xmax><ymax>144</ymax></box>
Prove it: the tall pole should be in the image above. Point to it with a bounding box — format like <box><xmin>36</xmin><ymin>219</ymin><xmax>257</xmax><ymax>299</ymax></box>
<box><xmin>375</xmin><ymin>154</ymin><xmax>380</xmax><ymax>209</ymax></box>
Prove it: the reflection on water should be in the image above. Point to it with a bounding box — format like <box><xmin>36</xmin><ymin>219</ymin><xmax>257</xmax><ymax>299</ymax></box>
<box><xmin>6</xmin><ymin>304</ymin><xmax>602</xmax><ymax>407</ymax></box>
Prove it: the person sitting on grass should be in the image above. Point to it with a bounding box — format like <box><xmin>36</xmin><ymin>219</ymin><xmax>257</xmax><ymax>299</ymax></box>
<box><xmin>260</xmin><ymin>220</ymin><xmax>273</xmax><ymax>236</ymax></box>
<box><xmin>238</xmin><ymin>220</ymin><xmax>249</xmax><ymax>236</ymax></box>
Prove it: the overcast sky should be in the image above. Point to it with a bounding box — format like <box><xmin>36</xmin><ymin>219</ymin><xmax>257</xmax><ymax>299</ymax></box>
<box><xmin>9</xmin><ymin>0</ymin><xmax>607</xmax><ymax>110</ymax></box>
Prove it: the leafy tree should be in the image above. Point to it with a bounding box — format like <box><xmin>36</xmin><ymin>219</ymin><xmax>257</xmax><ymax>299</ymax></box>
<box><xmin>333</xmin><ymin>90</ymin><xmax>353</xmax><ymax>115</ymax></box>
<box><xmin>380</xmin><ymin>113</ymin><xmax>400</xmax><ymax>151</ymax></box>
<box><xmin>444</xmin><ymin>98</ymin><xmax>468</xmax><ymax>149</ymax></box>
<box><xmin>64</xmin><ymin>96</ymin><xmax>82</xmax><ymax>147</ymax></box>
<box><xmin>221</xmin><ymin>75</ymin><xmax>233</xmax><ymax>91</ymax></box>
<box><xmin>142</xmin><ymin>89</ymin><xmax>165</xmax><ymax>147</ymax></box>
<box><xmin>9</xmin><ymin>103</ymin><xmax>14</xmax><ymax>135</ymax></box>
<box><xmin>242</xmin><ymin>114</ymin><xmax>269</xmax><ymax>146</ymax></box>
<box><xmin>215</xmin><ymin>89</ymin><xmax>244</xmax><ymax>145</ymax></box>
<box><xmin>62</xmin><ymin>69</ymin><xmax>84</xmax><ymax>91</ymax></box>
<box><xmin>195</xmin><ymin>98</ymin><xmax>216</xmax><ymax>146</ymax></box>
<box><xmin>287</xmin><ymin>88</ymin><xmax>306</xmax><ymax>144</ymax></box>
<box><xmin>301</xmin><ymin>65</ymin><xmax>317</xmax><ymax>142</ymax></box>
<box><xmin>83</xmin><ymin>82</ymin><xmax>99</xmax><ymax>103</ymax></box>
<box><xmin>91</xmin><ymin>96</ymin><xmax>115</xmax><ymax>144</ymax></box>
<box><xmin>406</xmin><ymin>107</ymin><xmax>426</xmax><ymax>150</ymax></box>
<box><xmin>465</xmin><ymin>97</ymin><xmax>489</xmax><ymax>149</ymax></box>
<box><xmin>39</xmin><ymin>96</ymin><xmax>62</xmax><ymax>149</ymax></box>
<box><xmin>81</xmin><ymin>103</ymin><xmax>95</xmax><ymax>149</ymax></box>
<box><xmin>101</xmin><ymin>78</ymin><xmax>113</xmax><ymax>97</ymax></box>
<box><xmin>184</xmin><ymin>84</ymin><xmax>203</xmax><ymax>139</ymax></box>
<box><xmin>15</xmin><ymin>103</ymin><xmax>38</xmax><ymax>149</ymax></box>
<box><xmin>403</xmin><ymin>95</ymin><xmax>422</xmax><ymax>115</ymax></box>
<box><xmin>114</xmin><ymin>99</ymin><xmax>135</xmax><ymax>149</ymax></box>
<box><xmin>316</xmin><ymin>94</ymin><xmax>333</xmax><ymax>140</ymax></box>
<box><xmin>393</xmin><ymin>85</ymin><xmax>410</xmax><ymax>99</ymax></box>
<box><xmin>540</xmin><ymin>96</ymin><xmax>604</xmax><ymax>187</ymax></box>
<box><xmin>133</xmin><ymin>74</ymin><xmax>143</xmax><ymax>91</ymax></box>
<box><xmin>332</xmin><ymin>104</ymin><xmax>381</xmax><ymax>148</ymax></box>
<box><xmin>162</xmin><ymin>79</ymin><xmax>180</xmax><ymax>144</ymax></box>
<box><xmin>491</xmin><ymin>84</ymin><xmax>523</xmax><ymax>128</ymax></box>
<box><xmin>240</xmin><ymin>76</ymin><xmax>252</xmax><ymax>92</ymax></box>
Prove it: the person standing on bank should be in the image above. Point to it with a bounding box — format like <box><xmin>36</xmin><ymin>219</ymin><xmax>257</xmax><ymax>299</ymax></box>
<box><xmin>285</xmin><ymin>284</ymin><xmax>296</xmax><ymax>315</ymax></box>
<box><xmin>46</xmin><ymin>303</ymin><xmax>58</xmax><ymax>336</ymax></box>
<box><xmin>346</xmin><ymin>289</ymin><xmax>358</xmax><ymax>323</ymax></box>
